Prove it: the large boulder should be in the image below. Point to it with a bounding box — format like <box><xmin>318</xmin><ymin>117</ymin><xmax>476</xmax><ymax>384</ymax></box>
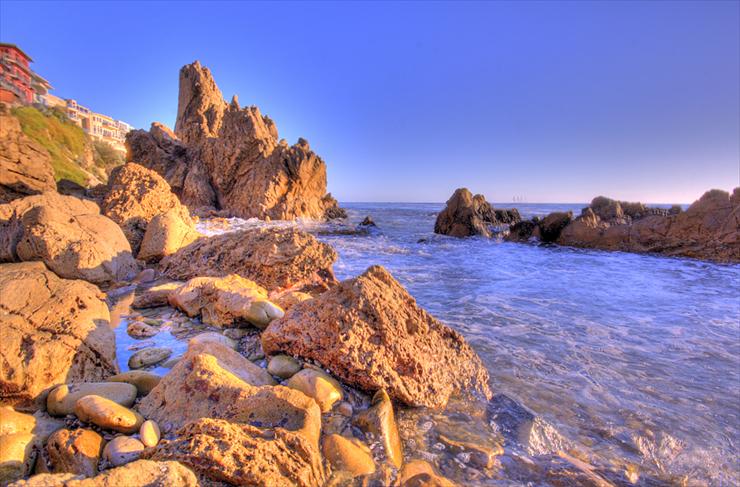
<box><xmin>138</xmin><ymin>342</ymin><xmax>324</xmax><ymax>485</ymax></box>
<box><xmin>127</xmin><ymin>61</ymin><xmax>344</xmax><ymax>220</ymax></box>
<box><xmin>558</xmin><ymin>188</ymin><xmax>740</xmax><ymax>262</ymax></box>
<box><xmin>100</xmin><ymin>163</ymin><xmax>193</xmax><ymax>254</ymax></box>
<box><xmin>159</xmin><ymin>227</ymin><xmax>338</xmax><ymax>292</ymax></box>
<box><xmin>262</xmin><ymin>265</ymin><xmax>492</xmax><ymax>408</ymax></box>
<box><xmin>0</xmin><ymin>193</ymin><xmax>138</xmax><ymax>284</ymax></box>
<box><xmin>137</xmin><ymin>209</ymin><xmax>200</xmax><ymax>263</ymax></box>
<box><xmin>0</xmin><ymin>108</ymin><xmax>56</xmax><ymax>204</ymax></box>
<box><xmin>0</xmin><ymin>262</ymin><xmax>117</xmax><ymax>410</ymax></box>
<box><xmin>537</xmin><ymin>211</ymin><xmax>573</xmax><ymax>243</ymax></box>
<box><xmin>8</xmin><ymin>460</ymin><xmax>198</xmax><ymax>486</ymax></box>
<box><xmin>434</xmin><ymin>188</ymin><xmax>519</xmax><ymax>238</ymax></box>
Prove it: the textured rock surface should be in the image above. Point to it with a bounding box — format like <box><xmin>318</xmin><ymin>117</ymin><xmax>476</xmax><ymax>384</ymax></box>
<box><xmin>0</xmin><ymin>193</ymin><xmax>138</xmax><ymax>284</ymax></box>
<box><xmin>127</xmin><ymin>61</ymin><xmax>344</xmax><ymax>220</ymax></box>
<box><xmin>262</xmin><ymin>265</ymin><xmax>492</xmax><ymax>408</ymax></box>
<box><xmin>44</xmin><ymin>428</ymin><xmax>104</xmax><ymax>477</ymax></box>
<box><xmin>147</xmin><ymin>417</ymin><xmax>325</xmax><ymax>487</ymax></box>
<box><xmin>434</xmin><ymin>188</ymin><xmax>519</xmax><ymax>238</ymax></box>
<box><xmin>0</xmin><ymin>110</ymin><xmax>56</xmax><ymax>204</ymax></box>
<box><xmin>8</xmin><ymin>460</ymin><xmax>198</xmax><ymax>486</ymax></box>
<box><xmin>137</xmin><ymin>209</ymin><xmax>200</xmax><ymax>262</ymax></box>
<box><xmin>168</xmin><ymin>274</ymin><xmax>284</xmax><ymax>328</ymax></box>
<box><xmin>558</xmin><ymin>188</ymin><xmax>740</xmax><ymax>262</ymax></box>
<box><xmin>0</xmin><ymin>262</ymin><xmax>117</xmax><ymax>410</ymax></box>
<box><xmin>100</xmin><ymin>163</ymin><xmax>193</xmax><ymax>254</ymax></box>
<box><xmin>159</xmin><ymin>227</ymin><xmax>337</xmax><ymax>292</ymax></box>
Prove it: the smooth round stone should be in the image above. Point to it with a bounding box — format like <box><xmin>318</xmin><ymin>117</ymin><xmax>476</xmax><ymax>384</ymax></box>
<box><xmin>285</xmin><ymin>369</ymin><xmax>343</xmax><ymax>413</ymax></box>
<box><xmin>322</xmin><ymin>434</ymin><xmax>376</xmax><ymax>477</ymax></box>
<box><xmin>133</xmin><ymin>268</ymin><xmax>157</xmax><ymax>283</ymax></box>
<box><xmin>267</xmin><ymin>355</ymin><xmax>302</xmax><ymax>380</ymax></box>
<box><xmin>128</xmin><ymin>347</ymin><xmax>172</xmax><ymax>369</ymax></box>
<box><xmin>0</xmin><ymin>433</ymin><xmax>38</xmax><ymax>483</ymax></box>
<box><xmin>246</xmin><ymin>300</ymin><xmax>285</xmax><ymax>329</ymax></box>
<box><xmin>336</xmin><ymin>401</ymin><xmax>354</xmax><ymax>418</ymax></box>
<box><xmin>139</xmin><ymin>419</ymin><xmax>160</xmax><ymax>448</ymax></box>
<box><xmin>46</xmin><ymin>383</ymin><xmax>137</xmax><ymax>416</ymax></box>
<box><xmin>127</xmin><ymin>321</ymin><xmax>159</xmax><ymax>338</ymax></box>
<box><xmin>188</xmin><ymin>332</ymin><xmax>237</xmax><ymax>351</ymax></box>
<box><xmin>102</xmin><ymin>436</ymin><xmax>144</xmax><ymax>467</ymax></box>
<box><xmin>74</xmin><ymin>395</ymin><xmax>144</xmax><ymax>434</ymax></box>
<box><xmin>107</xmin><ymin>371</ymin><xmax>161</xmax><ymax>396</ymax></box>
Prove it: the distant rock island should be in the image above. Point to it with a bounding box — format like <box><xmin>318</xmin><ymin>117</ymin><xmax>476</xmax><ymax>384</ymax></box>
<box><xmin>436</xmin><ymin>187</ymin><xmax>740</xmax><ymax>263</ymax></box>
<box><xmin>127</xmin><ymin>61</ymin><xmax>344</xmax><ymax>221</ymax></box>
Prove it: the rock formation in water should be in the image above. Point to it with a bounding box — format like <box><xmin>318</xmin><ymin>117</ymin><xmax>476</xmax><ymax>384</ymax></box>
<box><xmin>0</xmin><ymin>106</ymin><xmax>56</xmax><ymax>204</ymax></box>
<box><xmin>434</xmin><ymin>188</ymin><xmax>520</xmax><ymax>237</ymax></box>
<box><xmin>507</xmin><ymin>189</ymin><xmax>740</xmax><ymax>263</ymax></box>
<box><xmin>262</xmin><ymin>265</ymin><xmax>492</xmax><ymax>408</ymax></box>
<box><xmin>127</xmin><ymin>61</ymin><xmax>345</xmax><ymax>221</ymax></box>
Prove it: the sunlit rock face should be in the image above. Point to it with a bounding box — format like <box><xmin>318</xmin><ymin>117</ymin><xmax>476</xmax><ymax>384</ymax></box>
<box><xmin>127</xmin><ymin>61</ymin><xmax>344</xmax><ymax>221</ymax></box>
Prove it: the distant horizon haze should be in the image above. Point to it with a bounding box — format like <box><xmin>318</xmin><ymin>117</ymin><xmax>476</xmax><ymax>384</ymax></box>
<box><xmin>1</xmin><ymin>1</ymin><xmax>738</xmax><ymax>205</ymax></box>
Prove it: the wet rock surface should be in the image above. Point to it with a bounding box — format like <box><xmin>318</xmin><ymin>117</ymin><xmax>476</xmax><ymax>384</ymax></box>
<box><xmin>262</xmin><ymin>265</ymin><xmax>492</xmax><ymax>408</ymax></box>
<box><xmin>0</xmin><ymin>263</ymin><xmax>118</xmax><ymax>410</ymax></box>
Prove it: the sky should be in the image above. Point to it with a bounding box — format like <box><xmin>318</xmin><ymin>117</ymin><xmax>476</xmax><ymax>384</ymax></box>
<box><xmin>1</xmin><ymin>1</ymin><xmax>738</xmax><ymax>204</ymax></box>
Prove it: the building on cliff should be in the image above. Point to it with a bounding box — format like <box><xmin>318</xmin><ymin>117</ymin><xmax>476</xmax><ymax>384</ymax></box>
<box><xmin>65</xmin><ymin>99</ymin><xmax>132</xmax><ymax>153</ymax></box>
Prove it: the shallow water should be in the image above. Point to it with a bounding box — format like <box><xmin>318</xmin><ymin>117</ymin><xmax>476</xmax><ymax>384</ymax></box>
<box><xmin>111</xmin><ymin>203</ymin><xmax>739</xmax><ymax>485</ymax></box>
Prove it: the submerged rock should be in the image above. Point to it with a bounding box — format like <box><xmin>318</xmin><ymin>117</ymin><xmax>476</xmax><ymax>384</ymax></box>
<box><xmin>0</xmin><ymin>193</ymin><xmax>138</xmax><ymax>284</ymax></box>
<box><xmin>0</xmin><ymin>263</ymin><xmax>118</xmax><ymax>410</ymax></box>
<box><xmin>399</xmin><ymin>460</ymin><xmax>458</xmax><ymax>487</ymax></box>
<box><xmin>322</xmin><ymin>434</ymin><xmax>376</xmax><ymax>477</ymax></box>
<box><xmin>100</xmin><ymin>163</ymin><xmax>193</xmax><ymax>254</ymax></box>
<box><xmin>354</xmin><ymin>390</ymin><xmax>404</xmax><ymax>469</ymax></box>
<box><xmin>262</xmin><ymin>265</ymin><xmax>492</xmax><ymax>408</ymax></box>
<box><xmin>168</xmin><ymin>274</ymin><xmax>284</xmax><ymax>328</ymax></box>
<box><xmin>159</xmin><ymin>227</ymin><xmax>338</xmax><ymax>292</ymax></box>
<box><xmin>128</xmin><ymin>61</ymin><xmax>344</xmax><ymax>220</ymax></box>
<box><xmin>128</xmin><ymin>348</ymin><xmax>172</xmax><ymax>369</ymax></box>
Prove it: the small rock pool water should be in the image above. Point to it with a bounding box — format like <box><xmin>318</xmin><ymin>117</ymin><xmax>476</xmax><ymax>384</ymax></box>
<box><xmin>109</xmin><ymin>202</ymin><xmax>740</xmax><ymax>486</ymax></box>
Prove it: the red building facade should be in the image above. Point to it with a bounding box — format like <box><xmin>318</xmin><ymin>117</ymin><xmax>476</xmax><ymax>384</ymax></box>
<box><xmin>0</xmin><ymin>43</ymin><xmax>34</xmax><ymax>104</ymax></box>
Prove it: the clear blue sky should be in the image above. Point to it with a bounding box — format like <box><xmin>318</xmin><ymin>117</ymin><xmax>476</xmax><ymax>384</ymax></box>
<box><xmin>2</xmin><ymin>1</ymin><xmax>738</xmax><ymax>204</ymax></box>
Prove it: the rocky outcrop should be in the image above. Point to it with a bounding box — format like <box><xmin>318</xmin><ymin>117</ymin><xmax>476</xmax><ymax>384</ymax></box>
<box><xmin>100</xmin><ymin>163</ymin><xmax>194</xmax><ymax>254</ymax></box>
<box><xmin>434</xmin><ymin>188</ymin><xmax>520</xmax><ymax>237</ymax></box>
<box><xmin>137</xmin><ymin>209</ymin><xmax>200</xmax><ymax>262</ymax></box>
<box><xmin>0</xmin><ymin>108</ymin><xmax>56</xmax><ymax>204</ymax></box>
<box><xmin>159</xmin><ymin>227</ymin><xmax>338</xmax><ymax>292</ymax></box>
<box><xmin>262</xmin><ymin>265</ymin><xmax>492</xmax><ymax>408</ymax></box>
<box><xmin>127</xmin><ymin>61</ymin><xmax>344</xmax><ymax>220</ymax></box>
<box><xmin>557</xmin><ymin>189</ymin><xmax>740</xmax><ymax>262</ymax></box>
<box><xmin>0</xmin><ymin>193</ymin><xmax>138</xmax><ymax>284</ymax></box>
<box><xmin>0</xmin><ymin>262</ymin><xmax>117</xmax><ymax>410</ymax></box>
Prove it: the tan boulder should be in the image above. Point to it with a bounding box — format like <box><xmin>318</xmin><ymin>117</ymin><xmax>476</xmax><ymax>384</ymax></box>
<box><xmin>147</xmin><ymin>417</ymin><xmax>324</xmax><ymax>486</ymax></box>
<box><xmin>101</xmin><ymin>163</ymin><xmax>193</xmax><ymax>254</ymax></box>
<box><xmin>44</xmin><ymin>428</ymin><xmax>104</xmax><ymax>477</ymax></box>
<box><xmin>0</xmin><ymin>433</ymin><xmax>38</xmax><ymax>484</ymax></box>
<box><xmin>434</xmin><ymin>188</ymin><xmax>495</xmax><ymax>238</ymax></box>
<box><xmin>159</xmin><ymin>227</ymin><xmax>338</xmax><ymax>292</ymax></box>
<box><xmin>267</xmin><ymin>354</ymin><xmax>302</xmax><ymax>379</ymax></box>
<box><xmin>8</xmin><ymin>460</ymin><xmax>197</xmax><ymax>487</ymax></box>
<box><xmin>168</xmin><ymin>274</ymin><xmax>284</xmax><ymax>328</ymax></box>
<box><xmin>137</xmin><ymin>209</ymin><xmax>200</xmax><ymax>263</ymax></box>
<box><xmin>47</xmin><ymin>383</ymin><xmax>137</xmax><ymax>417</ymax></box>
<box><xmin>0</xmin><ymin>263</ymin><xmax>118</xmax><ymax>410</ymax></box>
<box><xmin>355</xmin><ymin>390</ymin><xmax>404</xmax><ymax>469</ymax></box>
<box><xmin>322</xmin><ymin>434</ymin><xmax>375</xmax><ymax>477</ymax></box>
<box><xmin>0</xmin><ymin>110</ymin><xmax>56</xmax><ymax>204</ymax></box>
<box><xmin>285</xmin><ymin>368</ymin><xmax>343</xmax><ymax>413</ymax></box>
<box><xmin>74</xmin><ymin>396</ymin><xmax>144</xmax><ymax>434</ymax></box>
<box><xmin>0</xmin><ymin>194</ymin><xmax>138</xmax><ymax>284</ymax></box>
<box><xmin>262</xmin><ymin>265</ymin><xmax>492</xmax><ymax>408</ymax></box>
<box><xmin>0</xmin><ymin>407</ymin><xmax>63</xmax><ymax>440</ymax></box>
<box><xmin>185</xmin><ymin>340</ymin><xmax>275</xmax><ymax>386</ymax></box>
<box><xmin>102</xmin><ymin>436</ymin><xmax>144</xmax><ymax>467</ymax></box>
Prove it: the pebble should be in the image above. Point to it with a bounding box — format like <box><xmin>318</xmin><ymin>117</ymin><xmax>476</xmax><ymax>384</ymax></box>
<box><xmin>336</xmin><ymin>402</ymin><xmax>354</xmax><ymax>417</ymax></box>
<box><xmin>102</xmin><ymin>436</ymin><xmax>144</xmax><ymax>467</ymax></box>
<box><xmin>127</xmin><ymin>321</ymin><xmax>159</xmax><ymax>338</ymax></box>
<box><xmin>438</xmin><ymin>433</ymin><xmax>502</xmax><ymax>469</ymax></box>
<box><xmin>286</xmin><ymin>368</ymin><xmax>343</xmax><ymax>413</ymax></box>
<box><xmin>46</xmin><ymin>383</ymin><xmax>137</xmax><ymax>416</ymax></box>
<box><xmin>267</xmin><ymin>355</ymin><xmax>302</xmax><ymax>379</ymax></box>
<box><xmin>107</xmin><ymin>371</ymin><xmax>161</xmax><ymax>396</ymax></box>
<box><xmin>74</xmin><ymin>395</ymin><xmax>144</xmax><ymax>434</ymax></box>
<box><xmin>139</xmin><ymin>419</ymin><xmax>160</xmax><ymax>447</ymax></box>
<box><xmin>128</xmin><ymin>347</ymin><xmax>172</xmax><ymax>369</ymax></box>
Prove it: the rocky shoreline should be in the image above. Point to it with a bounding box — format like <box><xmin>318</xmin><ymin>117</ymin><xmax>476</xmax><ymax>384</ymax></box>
<box><xmin>435</xmin><ymin>187</ymin><xmax>740</xmax><ymax>263</ymax></box>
